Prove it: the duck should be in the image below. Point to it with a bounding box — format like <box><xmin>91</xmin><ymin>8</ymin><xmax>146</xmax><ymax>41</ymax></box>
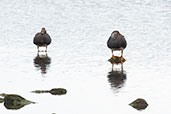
<box><xmin>33</xmin><ymin>28</ymin><xmax>51</xmax><ymax>52</ymax></box>
<box><xmin>107</xmin><ymin>30</ymin><xmax>127</xmax><ymax>59</ymax></box>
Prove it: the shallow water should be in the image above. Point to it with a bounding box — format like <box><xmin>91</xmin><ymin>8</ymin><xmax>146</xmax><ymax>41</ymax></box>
<box><xmin>0</xmin><ymin>0</ymin><xmax>171</xmax><ymax>113</ymax></box>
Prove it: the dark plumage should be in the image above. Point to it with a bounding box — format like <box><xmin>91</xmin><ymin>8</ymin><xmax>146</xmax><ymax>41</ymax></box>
<box><xmin>107</xmin><ymin>30</ymin><xmax>127</xmax><ymax>58</ymax></box>
<box><xmin>33</xmin><ymin>28</ymin><xmax>51</xmax><ymax>52</ymax></box>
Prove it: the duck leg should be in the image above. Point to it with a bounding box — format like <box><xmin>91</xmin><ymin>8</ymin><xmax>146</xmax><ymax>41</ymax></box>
<box><xmin>121</xmin><ymin>49</ymin><xmax>123</xmax><ymax>62</ymax></box>
<box><xmin>37</xmin><ymin>46</ymin><xmax>40</xmax><ymax>52</ymax></box>
<box><xmin>112</xmin><ymin>50</ymin><xmax>114</xmax><ymax>57</ymax></box>
<box><xmin>45</xmin><ymin>45</ymin><xmax>47</xmax><ymax>52</ymax></box>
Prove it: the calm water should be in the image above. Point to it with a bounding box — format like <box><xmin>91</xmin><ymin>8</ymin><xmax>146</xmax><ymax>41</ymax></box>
<box><xmin>0</xmin><ymin>0</ymin><xmax>171</xmax><ymax>113</ymax></box>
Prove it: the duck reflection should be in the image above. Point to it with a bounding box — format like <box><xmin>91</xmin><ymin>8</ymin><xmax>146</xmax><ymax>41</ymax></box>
<box><xmin>33</xmin><ymin>52</ymin><xmax>51</xmax><ymax>74</ymax></box>
<box><xmin>107</xmin><ymin>63</ymin><xmax>127</xmax><ymax>91</ymax></box>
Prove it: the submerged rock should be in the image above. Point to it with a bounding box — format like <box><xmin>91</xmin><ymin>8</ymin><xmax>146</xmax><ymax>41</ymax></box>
<box><xmin>108</xmin><ymin>56</ymin><xmax>126</xmax><ymax>64</ymax></box>
<box><xmin>129</xmin><ymin>98</ymin><xmax>148</xmax><ymax>110</ymax></box>
<box><xmin>32</xmin><ymin>88</ymin><xmax>67</xmax><ymax>95</ymax></box>
<box><xmin>0</xmin><ymin>94</ymin><xmax>35</xmax><ymax>110</ymax></box>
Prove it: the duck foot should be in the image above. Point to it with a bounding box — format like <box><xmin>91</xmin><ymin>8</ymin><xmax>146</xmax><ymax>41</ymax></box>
<box><xmin>108</xmin><ymin>56</ymin><xmax>126</xmax><ymax>64</ymax></box>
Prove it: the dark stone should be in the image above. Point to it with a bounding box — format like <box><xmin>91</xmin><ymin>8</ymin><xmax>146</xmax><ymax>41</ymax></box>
<box><xmin>129</xmin><ymin>98</ymin><xmax>148</xmax><ymax>110</ymax></box>
<box><xmin>3</xmin><ymin>94</ymin><xmax>35</xmax><ymax>110</ymax></box>
<box><xmin>0</xmin><ymin>98</ymin><xmax>4</xmax><ymax>103</ymax></box>
<box><xmin>50</xmin><ymin>88</ymin><xmax>67</xmax><ymax>95</ymax></box>
<box><xmin>32</xmin><ymin>88</ymin><xmax>67</xmax><ymax>95</ymax></box>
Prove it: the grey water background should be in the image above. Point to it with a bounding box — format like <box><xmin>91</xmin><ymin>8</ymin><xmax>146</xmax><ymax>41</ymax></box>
<box><xmin>0</xmin><ymin>0</ymin><xmax>171</xmax><ymax>113</ymax></box>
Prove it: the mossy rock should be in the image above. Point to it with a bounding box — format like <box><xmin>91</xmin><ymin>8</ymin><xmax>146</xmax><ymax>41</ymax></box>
<box><xmin>129</xmin><ymin>98</ymin><xmax>148</xmax><ymax>110</ymax></box>
<box><xmin>0</xmin><ymin>98</ymin><xmax>4</xmax><ymax>103</ymax></box>
<box><xmin>2</xmin><ymin>94</ymin><xmax>35</xmax><ymax>110</ymax></box>
<box><xmin>50</xmin><ymin>88</ymin><xmax>67</xmax><ymax>95</ymax></box>
<box><xmin>108</xmin><ymin>56</ymin><xmax>126</xmax><ymax>64</ymax></box>
<box><xmin>32</xmin><ymin>88</ymin><xmax>67</xmax><ymax>95</ymax></box>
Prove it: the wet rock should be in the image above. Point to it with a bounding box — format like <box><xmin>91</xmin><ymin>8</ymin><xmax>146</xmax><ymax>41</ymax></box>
<box><xmin>108</xmin><ymin>56</ymin><xmax>126</xmax><ymax>64</ymax></box>
<box><xmin>0</xmin><ymin>98</ymin><xmax>4</xmax><ymax>103</ymax></box>
<box><xmin>32</xmin><ymin>88</ymin><xmax>67</xmax><ymax>95</ymax></box>
<box><xmin>0</xmin><ymin>93</ymin><xmax>6</xmax><ymax>97</ymax></box>
<box><xmin>50</xmin><ymin>88</ymin><xmax>67</xmax><ymax>95</ymax></box>
<box><xmin>129</xmin><ymin>98</ymin><xmax>148</xmax><ymax>110</ymax></box>
<box><xmin>0</xmin><ymin>94</ymin><xmax>35</xmax><ymax>110</ymax></box>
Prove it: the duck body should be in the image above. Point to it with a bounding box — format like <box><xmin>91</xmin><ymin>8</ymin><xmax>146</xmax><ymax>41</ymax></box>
<box><xmin>107</xmin><ymin>31</ymin><xmax>127</xmax><ymax>51</ymax></box>
<box><xmin>33</xmin><ymin>28</ymin><xmax>51</xmax><ymax>52</ymax></box>
<box><xmin>107</xmin><ymin>30</ymin><xmax>127</xmax><ymax>58</ymax></box>
<box><xmin>33</xmin><ymin>33</ymin><xmax>51</xmax><ymax>46</ymax></box>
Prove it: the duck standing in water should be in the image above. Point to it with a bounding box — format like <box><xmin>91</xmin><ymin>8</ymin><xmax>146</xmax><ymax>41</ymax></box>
<box><xmin>33</xmin><ymin>28</ymin><xmax>51</xmax><ymax>52</ymax></box>
<box><xmin>107</xmin><ymin>30</ymin><xmax>127</xmax><ymax>60</ymax></box>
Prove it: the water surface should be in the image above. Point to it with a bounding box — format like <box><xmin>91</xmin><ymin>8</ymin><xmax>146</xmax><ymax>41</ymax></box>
<box><xmin>0</xmin><ymin>0</ymin><xmax>171</xmax><ymax>114</ymax></box>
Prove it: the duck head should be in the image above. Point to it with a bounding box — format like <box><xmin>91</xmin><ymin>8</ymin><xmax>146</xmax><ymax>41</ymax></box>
<box><xmin>111</xmin><ymin>30</ymin><xmax>123</xmax><ymax>38</ymax></box>
<box><xmin>41</xmin><ymin>28</ymin><xmax>46</xmax><ymax>35</ymax></box>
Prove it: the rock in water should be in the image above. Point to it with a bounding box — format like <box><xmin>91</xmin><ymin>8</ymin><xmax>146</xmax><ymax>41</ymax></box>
<box><xmin>3</xmin><ymin>94</ymin><xmax>35</xmax><ymax>110</ymax></box>
<box><xmin>0</xmin><ymin>98</ymin><xmax>4</xmax><ymax>103</ymax></box>
<box><xmin>129</xmin><ymin>98</ymin><xmax>148</xmax><ymax>110</ymax></box>
<box><xmin>50</xmin><ymin>88</ymin><xmax>67</xmax><ymax>95</ymax></box>
<box><xmin>32</xmin><ymin>88</ymin><xmax>67</xmax><ymax>95</ymax></box>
